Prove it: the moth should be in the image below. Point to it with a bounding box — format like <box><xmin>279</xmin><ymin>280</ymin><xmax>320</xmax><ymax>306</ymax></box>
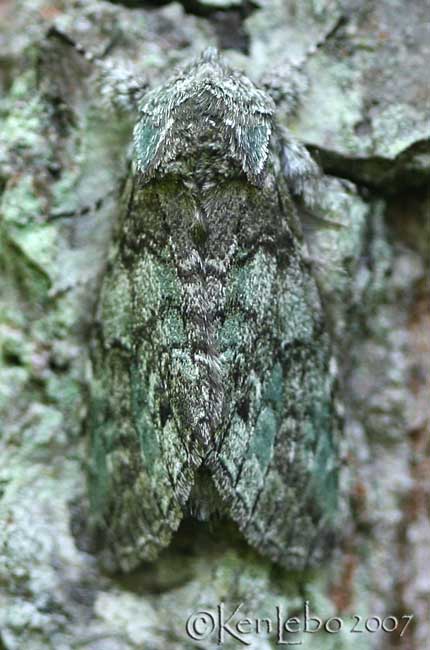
<box><xmin>88</xmin><ymin>49</ymin><xmax>340</xmax><ymax>572</ymax></box>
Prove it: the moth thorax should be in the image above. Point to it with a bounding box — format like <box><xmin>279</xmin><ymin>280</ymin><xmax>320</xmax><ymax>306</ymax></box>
<box><xmin>172</xmin><ymin>99</ymin><xmax>242</xmax><ymax>177</ymax></box>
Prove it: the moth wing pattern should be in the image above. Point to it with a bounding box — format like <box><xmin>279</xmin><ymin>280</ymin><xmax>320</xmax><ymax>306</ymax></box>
<box><xmin>88</xmin><ymin>49</ymin><xmax>340</xmax><ymax>571</ymax></box>
<box><xmin>88</xmin><ymin>177</ymin><xmax>194</xmax><ymax>570</ymax></box>
<box><xmin>208</xmin><ymin>178</ymin><xmax>339</xmax><ymax>566</ymax></box>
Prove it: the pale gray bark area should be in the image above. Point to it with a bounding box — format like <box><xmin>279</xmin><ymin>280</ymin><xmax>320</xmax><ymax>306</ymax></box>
<box><xmin>0</xmin><ymin>1</ymin><xmax>429</xmax><ymax>649</ymax></box>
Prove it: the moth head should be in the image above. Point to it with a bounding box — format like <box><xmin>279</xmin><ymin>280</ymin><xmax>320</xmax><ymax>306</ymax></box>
<box><xmin>133</xmin><ymin>49</ymin><xmax>275</xmax><ymax>185</ymax></box>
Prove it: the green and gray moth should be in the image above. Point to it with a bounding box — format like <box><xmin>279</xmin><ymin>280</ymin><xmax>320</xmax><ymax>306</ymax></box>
<box><xmin>88</xmin><ymin>49</ymin><xmax>340</xmax><ymax>572</ymax></box>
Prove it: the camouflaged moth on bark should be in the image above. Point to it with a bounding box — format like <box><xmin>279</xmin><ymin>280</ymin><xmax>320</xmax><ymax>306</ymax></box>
<box><xmin>88</xmin><ymin>49</ymin><xmax>340</xmax><ymax>572</ymax></box>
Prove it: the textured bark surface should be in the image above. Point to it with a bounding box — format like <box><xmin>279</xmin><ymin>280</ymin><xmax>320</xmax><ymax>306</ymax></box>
<box><xmin>0</xmin><ymin>1</ymin><xmax>429</xmax><ymax>649</ymax></box>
